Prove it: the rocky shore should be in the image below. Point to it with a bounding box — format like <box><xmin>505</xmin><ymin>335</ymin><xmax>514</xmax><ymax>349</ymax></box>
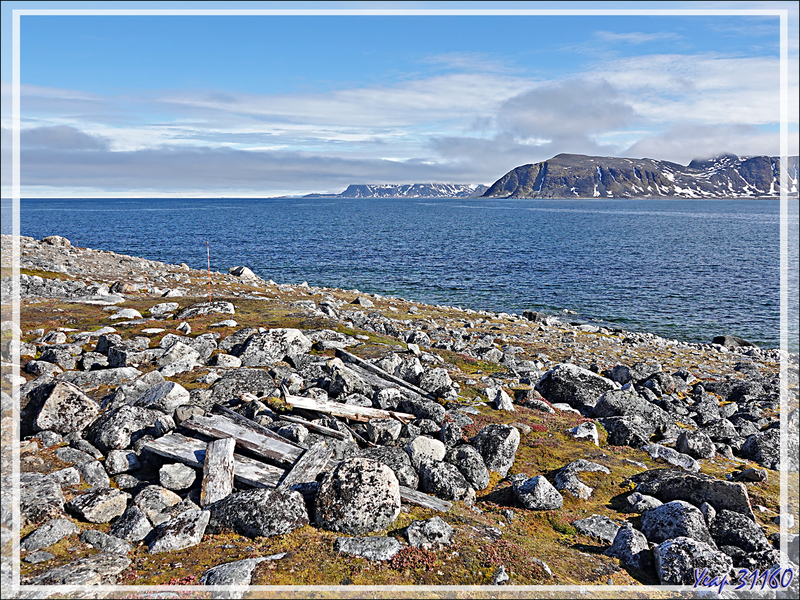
<box><xmin>1</xmin><ymin>233</ymin><xmax>798</xmax><ymax>597</ymax></box>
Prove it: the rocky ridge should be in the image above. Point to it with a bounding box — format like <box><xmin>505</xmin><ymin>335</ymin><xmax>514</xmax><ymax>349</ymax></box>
<box><xmin>482</xmin><ymin>153</ymin><xmax>800</xmax><ymax>199</ymax></box>
<box><xmin>1</xmin><ymin>234</ymin><xmax>798</xmax><ymax>594</ymax></box>
<box><xmin>305</xmin><ymin>183</ymin><xmax>488</xmax><ymax>199</ymax></box>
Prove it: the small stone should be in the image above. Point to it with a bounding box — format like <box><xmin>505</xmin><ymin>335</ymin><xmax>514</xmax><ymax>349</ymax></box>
<box><xmin>568</xmin><ymin>422</ymin><xmax>599</xmax><ymax>446</ymax></box>
<box><xmin>24</xmin><ymin>551</ymin><xmax>55</xmax><ymax>564</ymax></box>
<box><xmin>513</xmin><ymin>476</ymin><xmax>563</xmax><ymax>511</ymax></box>
<box><xmin>148</xmin><ymin>509</ymin><xmax>210</xmax><ymax>554</ymax></box>
<box><xmin>333</xmin><ymin>536</ymin><xmax>401</xmax><ymax>561</ymax></box>
<box><xmin>159</xmin><ymin>463</ymin><xmax>197</xmax><ymax>491</ymax></box>
<box><xmin>108</xmin><ymin>505</ymin><xmax>152</xmax><ymax>542</ymax></box>
<box><xmin>80</xmin><ymin>529</ymin><xmax>133</xmax><ymax>555</ymax></box>
<box><xmin>406</xmin><ymin>516</ymin><xmax>455</xmax><ymax>549</ymax></box>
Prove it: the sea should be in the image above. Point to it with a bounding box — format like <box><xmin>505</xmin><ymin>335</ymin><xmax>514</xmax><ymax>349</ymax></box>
<box><xmin>2</xmin><ymin>197</ymin><xmax>798</xmax><ymax>352</ymax></box>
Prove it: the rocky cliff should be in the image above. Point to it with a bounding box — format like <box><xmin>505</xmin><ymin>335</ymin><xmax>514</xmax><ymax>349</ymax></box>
<box><xmin>306</xmin><ymin>183</ymin><xmax>488</xmax><ymax>199</ymax></box>
<box><xmin>482</xmin><ymin>153</ymin><xmax>800</xmax><ymax>199</ymax></box>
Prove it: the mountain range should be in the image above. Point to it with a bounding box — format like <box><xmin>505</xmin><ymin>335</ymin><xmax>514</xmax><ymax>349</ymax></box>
<box><xmin>303</xmin><ymin>153</ymin><xmax>799</xmax><ymax>199</ymax></box>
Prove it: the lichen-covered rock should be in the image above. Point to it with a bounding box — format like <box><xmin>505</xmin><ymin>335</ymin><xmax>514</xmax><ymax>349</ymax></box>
<box><xmin>536</xmin><ymin>363</ymin><xmax>616</xmax><ymax>411</ymax></box>
<box><xmin>200</xmin><ymin>556</ymin><xmax>279</xmax><ymax>586</ymax></box>
<box><xmin>24</xmin><ymin>552</ymin><xmax>131</xmax><ymax>585</ymax></box>
<box><xmin>87</xmin><ymin>404</ymin><xmax>162</xmax><ymax>452</ymax></box>
<box><xmin>66</xmin><ymin>488</ymin><xmax>130</xmax><ymax>523</ymax></box>
<box><xmin>625</xmin><ymin>492</ymin><xmax>662</xmax><ymax>513</ymax></box>
<box><xmin>175</xmin><ymin>301</ymin><xmax>235</xmax><ymax>320</ymax></box>
<box><xmin>20</xmin><ymin>474</ymin><xmax>66</xmax><ymax>526</ymax></box>
<box><xmin>33</xmin><ymin>381</ymin><xmax>99</xmax><ymax>434</ymax></box>
<box><xmin>20</xmin><ymin>518</ymin><xmax>80</xmax><ymax>552</ymax></box>
<box><xmin>135</xmin><ymin>380</ymin><xmax>190</xmax><ymax>415</ymax></box>
<box><xmin>513</xmin><ymin>475</ymin><xmax>563</xmax><ymax>510</ymax></box>
<box><xmin>238</xmin><ymin>328</ymin><xmax>312</xmax><ymax>367</ymax></box>
<box><xmin>405</xmin><ymin>516</ymin><xmax>455</xmax><ymax>549</ymax></box>
<box><xmin>654</xmin><ymin>537</ymin><xmax>732</xmax><ymax>585</ymax></box>
<box><xmin>105</xmin><ymin>450</ymin><xmax>141</xmax><ymax>476</ymax></box>
<box><xmin>444</xmin><ymin>444</ymin><xmax>490</xmax><ymax>491</ymax></box>
<box><xmin>80</xmin><ymin>529</ymin><xmax>133</xmax><ymax>555</ymax></box>
<box><xmin>333</xmin><ymin>536</ymin><xmax>402</xmax><ymax>561</ymax></box>
<box><xmin>418</xmin><ymin>460</ymin><xmax>475</xmax><ymax>504</ymax></box>
<box><xmin>710</xmin><ymin>509</ymin><xmax>772</xmax><ymax>553</ymax></box>
<box><xmin>406</xmin><ymin>436</ymin><xmax>446</xmax><ymax>470</ymax></box>
<box><xmin>159</xmin><ymin>463</ymin><xmax>197</xmax><ymax>491</ymax></box>
<box><xmin>554</xmin><ymin>459</ymin><xmax>610</xmax><ymax>500</ymax></box>
<box><xmin>641</xmin><ymin>500</ymin><xmax>716</xmax><ymax>547</ymax></box>
<box><xmin>148</xmin><ymin>508</ymin><xmax>210</xmax><ymax>554</ymax></box>
<box><xmin>134</xmin><ymin>485</ymin><xmax>182</xmax><ymax>522</ymax></box>
<box><xmin>208</xmin><ymin>488</ymin><xmax>308</xmax><ymax>538</ymax></box>
<box><xmin>366</xmin><ymin>419</ymin><xmax>402</xmax><ymax>445</ymax></box>
<box><xmin>316</xmin><ymin>458</ymin><xmax>400</xmax><ymax>535</ymax></box>
<box><xmin>740</xmin><ymin>429</ymin><xmax>781</xmax><ymax>470</ymax></box>
<box><xmin>77</xmin><ymin>459</ymin><xmax>111</xmax><ymax>488</ymax></box>
<box><xmin>471</xmin><ymin>424</ymin><xmax>520</xmax><ymax>477</ymax></box>
<box><xmin>641</xmin><ymin>444</ymin><xmax>700</xmax><ymax>472</ymax></box>
<box><xmin>604</xmin><ymin>522</ymin><xmax>652</xmax><ymax>570</ymax></box>
<box><xmin>108</xmin><ymin>505</ymin><xmax>152</xmax><ymax>542</ymax></box>
<box><xmin>568</xmin><ymin>422</ymin><xmax>599</xmax><ymax>445</ymax></box>
<box><xmin>573</xmin><ymin>514</ymin><xmax>620</xmax><ymax>544</ymax></box>
<box><xmin>359</xmin><ymin>446</ymin><xmax>419</xmax><ymax>489</ymax></box>
<box><xmin>676</xmin><ymin>430</ymin><xmax>716</xmax><ymax>459</ymax></box>
<box><xmin>418</xmin><ymin>368</ymin><xmax>453</xmax><ymax>398</ymax></box>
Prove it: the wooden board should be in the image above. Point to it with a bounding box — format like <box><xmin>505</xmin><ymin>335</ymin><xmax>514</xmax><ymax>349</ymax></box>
<box><xmin>399</xmin><ymin>486</ymin><xmax>452</xmax><ymax>512</ymax></box>
<box><xmin>335</xmin><ymin>348</ymin><xmax>437</xmax><ymax>400</ymax></box>
<box><xmin>282</xmin><ymin>393</ymin><xmax>415</xmax><ymax>424</ymax></box>
<box><xmin>200</xmin><ymin>437</ymin><xmax>236</xmax><ymax>507</ymax></box>
<box><xmin>143</xmin><ymin>433</ymin><xmax>283</xmax><ymax>489</ymax></box>
<box><xmin>279</xmin><ymin>443</ymin><xmax>333</xmax><ymax>489</ymax></box>
<box><xmin>211</xmin><ymin>403</ymin><xmax>304</xmax><ymax>448</ymax></box>
<box><xmin>181</xmin><ymin>414</ymin><xmax>303</xmax><ymax>467</ymax></box>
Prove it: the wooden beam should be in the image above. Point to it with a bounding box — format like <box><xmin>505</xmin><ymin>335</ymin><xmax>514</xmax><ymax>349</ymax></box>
<box><xmin>335</xmin><ymin>348</ymin><xmax>437</xmax><ymax>400</ymax></box>
<box><xmin>399</xmin><ymin>486</ymin><xmax>452</xmax><ymax>512</ymax></box>
<box><xmin>281</xmin><ymin>390</ymin><xmax>415</xmax><ymax>424</ymax></box>
<box><xmin>200</xmin><ymin>437</ymin><xmax>235</xmax><ymax>507</ymax></box>
<box><xmin>143</xmin><ymin>433</ymin><xmax>283</xmax><ymax>489</ymax></box>
<box><xmin>211</xmin><ymin>403</ymin><xmax>304</xmax><ymax>449</ymax></box>
<box><xmin>181</xmin><ymin>414</ymin><xmax>303</xmax><ymax>467</ymax></box>
<box><xmin>279</xmin><ymin>443</ymin><xmax>333</xmax><ymax>489</ymax></box>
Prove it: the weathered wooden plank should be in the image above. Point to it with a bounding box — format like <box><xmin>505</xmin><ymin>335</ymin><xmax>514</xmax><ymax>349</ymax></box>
<box><xmin>181</xmin><ymin>414</ymin><xmax>303</xmax><ymax>467</ymax></box>
<box><xmin>399</xmin><ymin>486</ymin><xmax>452</xmax><ymax>512</ymax></box>
<box><xmin>275</xmin><ymin>413</ymin><xmax>350</xmax><ymax>441</ymax></box>
<box><xmin>143</xmin><ymin>433</ymin><xmax>283</xmax><ymax>489</ymax></box>
<box><xmin>200</xmin><ymin>437</ymin><xmax>235</xmax><ymax>507</ymax></box>
<box><xmin>282</xmin><ymin>391</ymin><xmax>415</xmax><ymax>424</ymax></box>
<box><xmin>279</xmin><ymin>443</ymin><xmax>333</xmax><ymax>489</ymax></box>
<box><xmin>211</xmin><ymin>403</ymin><xmax>304</xmax><ymax>449</ymax></box>
<box><xmin>335</xmin><ymin>348</ymin><xmax>437</xmax><ymax>401</ymax></box>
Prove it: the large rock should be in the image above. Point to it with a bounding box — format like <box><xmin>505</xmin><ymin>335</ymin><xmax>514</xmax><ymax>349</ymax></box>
<box><xmin>676</xmin><ymin>430</ymin><xmax>716</xmax><ymax>459</ymax></box>
<box><xmin>418</xmin><ymin>368</ymin><xmax>454</xmax><ymax>398</ymax></box>
<box><xmin>57</xmin><ymin>367</ymin><xmax>142</xmax><ymax>390</ymax></box>
<box><xmin>80</xmin><ymin>529</ymin><xmax>133</xmax><ymax>555</ymax></box>
<box><xmin>471</xmin><ymin>424</ymin><xmax>520</xmax><ymax>477</ymax></box>
<box><xmin>592</xmin><ymin>389</ymin><xmax>671</xmax><ymax>429</ymax></box>
<box><xmin>20</xmin><ymin>518</ymin><xmax>80</xmax><ymax>552</ymax></box>
<box><xmin>333</xmin><ymin>536</ymin><xmax>401</xmax><ymax>561</ymax></box>
<box><xmin>573</xmin><ymin>514</ymin><xmax>620</xmax><ymax>544</ymax></box>
<box><xmin>104</xmin><ymin>370</ymin><xmax>165</xmax><ymax>410</ymax></box>
<box><xmin>604</xmin><ymin>522</ymin><xmax>652</xmax><ymax>570</ymax></box>
<box><xmin>599</xmin><ymin>415</ymin><xmax>654</xmax><ymax>447</ymax></box>
<box><xmin>210</xmin><ymin>368</ymin><xmax>277</xmax><ymax>404</ymax></box>
<box><xmin>654</xmin><ymin>537</ymin><xmax>732</xmax><ymax>585</ymax></box>
<box><xmin>536</xmin><ymin>363</ymin><xmax>616</xmax><ymax>412</ymax></box>
<box><xmin>315</xmin><ymin>458</ymin><xmax>401</xmax><ymax>535</ymax></box>
<box><xmin>238</xmin><ymin>329</ymin><xmax>312</xmax><ymax>367</ymax></box>
<box><xmin>200</xmin><ymin>556</ymin><xmax>276</xmax><ymax>586</ymax></box>
<box><xmin>640</xmin><ymin>500</ymin><xmax>716</xmax><ymax>547</ymax></box>
<box><xmin>513</xmin><ymin>475</ymin><xmax>563</xmax><ymax>510</ymax></box>
<box><xmin>88</xmin><ymin>404</ymin><xmax>162</xmax><ymax>452</ymax></box>
<box><xmin>359</xmin><ymin>446</ymin><xmax>419</xmax><ymax>489</ymax></box>
<box><xmin>405</xmin><ymin>516</ymin><xmax>455</xmax><ymax>549</ymax></box>
<box><xmin>710</xmin><ymin>509</ymin><xmax>772</xmax><ymax>553</ymax></box>
<box><xmin>148</xmin><ymin>508</ymin><xmax>210</xmax><ymax>553</ymax></box>
<box><xmin>134</xmin><ymin>485</ymin><xmax>182</xmax><ymax>521</ymax></box>
<box><xmin>157</xmin><ymin>341</ymin><xmax>201</xmax><ymax>376</ymax></box>
<box><xmin>627</xmin><ymin>468</ymin><xmax>755</xmax><ymax>520</ymax></box>
<box><xmin>406</xmin><ymin>436</ymin><xmax>446</xmax><ymax>470</ymax></box>
<box><xmin>66</xmin><ymin>488</ymin><xmax>130</xmax><ymax>523</ymax></box>
<box><xmin>444</xmin><ymin>444</ymin><xmax>490</xmax><ymax>491</ymax></box>
<box><xmin>175</xmin><ymin>301</ymin><xmax>235</xmax><ymax>320</ymax></box>
<box><xmin>33</xmin><ymin>381</ymin><xmax>99</xmax><ymax>434</ymax></box>
<box><xmin>108</xmin><ymin>505</ymin><xmax>152</xmax><ymax>542</ymax></box>
<box><xmin>20</xmin><ymin>473</ymin><xmax>66</xmax><ymax>526</ymax></box>
<box><xmin>208</xmin><ymin>488</ymin><xmax>308</xmax><ymax>538</ymax></box>
<box><xmin>554</xmin><ymin>459</ymin><xmax>610</xmax><ymax>500</ymax></box>
<box><xmin>136</xmin><ymin>381</ymin><xmax>190</xmax><ymax>414</ymax></box>
<box><xmin>24</xmin><ymin>552</ymin><xmax>131</xmax><ymax>585</ymax></box>
<box><xmin>740</xmin><ymin>429</ymin><xmax>781</xmax><ymax>470</ymax></box>
<box><xmin>418</xmin><ymin>460</ymin><xmax>475</xmax><ymax>504</ymax></box>
<box><xmin>641</xmin><ymin>444</ymin><xmax>700</xmax><ymax>472</ymax></box>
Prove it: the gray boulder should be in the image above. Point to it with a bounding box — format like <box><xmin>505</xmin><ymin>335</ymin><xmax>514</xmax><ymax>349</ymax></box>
<box><xmin>654</xmin><ymin>537</ymin><xmax>732</xmax><ymax>585</ymax></box>
<box><xmin>20</xmin><ymin>474</ymin><xmax>66</xmax><ymax>526</ymax></box>
<box><xmin>418</xmin><ymin>368</ymin><xmax>454</xmax><ymax>398</ymax></box>
<box><xmin>405</xmin><ymin>516</ymin><xmax>455</xmax><ymax>549</ymax></box>
<box><xmin>471</xmin><ymin>424</ymin><xmax>520</xmax><ymax>477</ymax></box>
<box><xmin>21</xmin><ymin>518</ymin><xmax>80</xmax><ymax>552</ymax></box>
<box><xmin>512</xmin><ymin>476</ymin><xmax>563</xmax><ymax>510</ymax></box>
<box><xmin>33</xmin><ymin>381</ymin><xmax>99</xmax><ymax>434</ymax></box>
<box><xmin>573</xmin><ymin>514</ymin><xmax>620</xmax><ymax>544</ymax></box>
<box><xmin>66</xmin><ymin>488</ymin><xmax>130</xmax><ymax>523</ymax></box>
<box><xmin>175</xmin><ymin>301</ymin><xmax>235</xmax><ymax>320</ymax></box>
<box><xmin>108</xmin><ymin>505</ymin><xmax>152</xmax><ymax>542</ymax></box>
<box><xmin>406</xmin><ymin>436</ymin><xmax>446</xmax><ymax>470</ymax></box>
<box><xmin>333</xmin><ymin>536</ymin><xmax>401</xmax><ymax>561</ymax></box>
<box><xmin>710</xmin><ymin>509</ymin><xmax>772</xmax><ymax>553</ymax></box>
<box><xmin>159</xmin><ymin>463</ymin><xmax>197</xmax><ymax>491</ymax></box>
<box><xmin>536</xmin><ymin>363</ymin><xmax>616</xmax><ymax>411</ymax></box>
<box><xmin>625</xmin><ymin>492</ymin><xmax>662</xmax><ymax>513</ymax></box>
<box><xmin>238</xmin><ymin>328</ymin><xmax>312</xmax><ymax>367</ymax></box>
<box><xmin>315</xmin><ymin>458</ymin><xmax>401</xmax><ymax>535</ymax></box>
<box><xmin>148</xmin><ymin>508</ymin><xmax>210</xmax><ymax>553</ymax></box>
<box><xmin>77</xmin><ymin>460</ymin><xmax>111</xmax><ymax>488</ymax></box>
<box><xmin>599</xmin><ymin>415</ymin><xmax>654</xmax><ymax>448</ymax></box>
<box><xmin>418</xmin><ymin>460</ymin><xmax>475</xmax><ymax>504</ymax></box>
<box><xmin>641</xmin><ymin>500</ymin><xmax>716</xmax><ymax>546</ymax></box>
<box><xmin>366</xmin><ymin>419</ymin><xmax>402</xmax><ymax>445</ymax></box>
<box><xmin>24</xmin><ymin>552</ymin><xmax>131</xmax><ymax>585</ymax></box>
<box><xmin>134</xmin><ymin>485</ymin><xmax>182</xmax><ymax>522</ymax></box>
<box><xmin>208</xmin><ymin>488</ymin><xmax>308</xmax><ymax>538</ymax></box>
<box><xmin>604</xmin><ymin>522</ymin><xmax>652</xmax><ymax>570</ymax></box>
<box><xmin>210</xmin><ymin>368</ymin><xmax>277</xmax><ymax>404</ymax></box>
<box><xmin>358</xmin><ymin>446</ymin><xmax>419</xmax><ymax>489</ymax></box>
<box><xmin>80</xmin><ymin>529</ymin><xmax>133</xmax><ymax>555</ymax></box>
<box><xmin>105</xmin><ymin>450</ymin><xmax>141</xmax><ymax>476</ymax></box>
<box><xmin>740</xmin><ymin>429</ymin><xmax>781</xmax><ymax>470</ymax></box>
<box><xmin>676</xmin><ymin>430</ymin><xmax>716</xmax><ymax>459</ymax></box>
<box><xmin>200</xmin><ymin>556</ymin><xmax>280</xmax><ymax>586</ymax></box>
<box><xmin>641</xmin><ymin>444</ymin><xmax>700</xmax><ymax>472</ymax></box>
<box><xmin>444</xmin><ymin>444</ymin><xmax>490</xmax><ymax>491</ymax></box>
<box><xmin>88</xmin><ymin>404</ymin><xmax>162</xmax><ymax>452</ymax></box>
<box><xmin>554</xmin><ymin>459</ymin><xmax>610</xmax><ymax>500</ymax></box>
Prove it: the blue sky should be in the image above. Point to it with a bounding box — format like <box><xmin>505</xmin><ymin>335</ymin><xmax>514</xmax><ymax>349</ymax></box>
<box><xmin>1</xmin><ymin>1</ymin><xmax>798</xmax><ymax>197</ymax></box>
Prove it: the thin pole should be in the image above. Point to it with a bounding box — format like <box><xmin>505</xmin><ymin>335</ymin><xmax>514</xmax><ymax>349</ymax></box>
<box><xmin>206</xmin><ymin>241</ymin><xmax>212</xmax><ymax>302</ymax></box>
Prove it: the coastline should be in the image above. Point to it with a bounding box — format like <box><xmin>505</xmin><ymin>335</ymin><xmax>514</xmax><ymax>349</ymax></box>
<box><xmin>1</xmin><ymin>233</ymin><xmax>798</xmax><ymax>593</ymax></box>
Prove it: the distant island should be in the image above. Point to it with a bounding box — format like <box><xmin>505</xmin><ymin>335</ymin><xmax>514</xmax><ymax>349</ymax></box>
<box><xmin>304</xmin><ymin>153</ymin><xmax>799</xmax><ymax>200</ymax></box>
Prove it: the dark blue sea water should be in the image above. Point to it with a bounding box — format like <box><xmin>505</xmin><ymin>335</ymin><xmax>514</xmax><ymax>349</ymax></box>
<box><xmin>2</xmin><ymin>197</ymin><xmax>797</xmax><ymax>350</ymax></box>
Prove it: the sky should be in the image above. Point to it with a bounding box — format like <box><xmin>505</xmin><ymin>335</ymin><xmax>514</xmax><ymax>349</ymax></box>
<box><xmin>1</xmin><ymin>1</ymin><xmax>798</xmax><ymax>197</ymax></box>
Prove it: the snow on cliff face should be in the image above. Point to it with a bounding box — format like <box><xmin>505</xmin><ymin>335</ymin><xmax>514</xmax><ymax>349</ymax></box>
<box><xmin>483</xmin><ymin>153</ymin><xmax>800</xmax><ymax>199</ymax></box>
<box><xmin>338</xmin><ymin>183</ymin><xmax>487</xmax><ymax>198</ymax></box>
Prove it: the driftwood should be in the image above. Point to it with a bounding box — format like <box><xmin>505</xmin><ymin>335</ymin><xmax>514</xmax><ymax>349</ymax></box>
<box><xmin>211</xmin><ymin>403</ymin><xmax>304</xmax><ymax>449</ymax></box>
<box><xmin>335</xmin><ymin>348</ymin><xmax>437</xmax><ymax>401</ymax></box>
<box><xmin>281</xmin><ymin>392</ymin><xmax>415</xmax><ymax>424</ymax></box>
<box><xmin>399</xmin><ymin>486</ymin><xmax>452</xmax><ymax>512</ymax></box>
<box><xmin>279</xmin><ymin>442</ymin><xmax>333</xmax><ymax>489</ymax></box>
<box><xmin>143</xmin><ymin>433</ymin><xmax>283</xmax><ymax>488</ymax></box>
<box><xmin>181</xmin><ymin>414</ymin><xmax>303</xmax><ymax>467</ymax></box>
<box><xmin>200</xmin><ymin>437</ymin><xmax>235</xmax><ymax>507</ymax></box>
